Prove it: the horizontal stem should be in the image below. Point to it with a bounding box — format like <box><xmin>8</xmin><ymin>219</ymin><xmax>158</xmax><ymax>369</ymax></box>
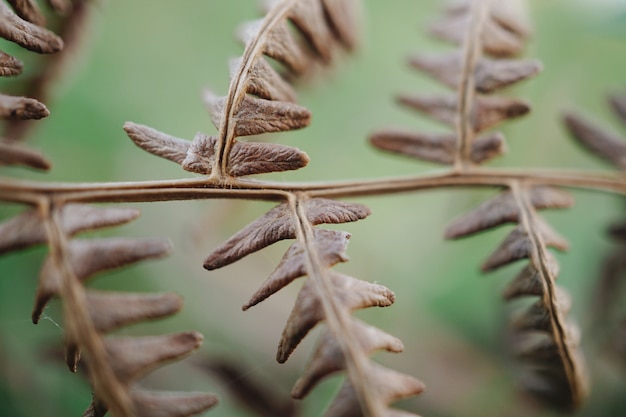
<box><xmin>1</xmin><ymin>168</ymin><xmax>625</xmax><ymax>204</ymax></box>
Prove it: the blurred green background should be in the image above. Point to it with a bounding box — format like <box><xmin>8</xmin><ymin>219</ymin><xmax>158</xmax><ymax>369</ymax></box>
<box><xmin>1</xmin><ymin>1</ymin><xmax>626</xmax><ymax>416</ymax></box>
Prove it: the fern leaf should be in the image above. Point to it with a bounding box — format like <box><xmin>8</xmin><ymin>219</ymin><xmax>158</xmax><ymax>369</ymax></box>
<box><xmin>0</xmin><ymin>50</ymin><xmax>23</xmax><ymax>76</ymax></box>
<box><xmin>0</xmin><ymin>2</ymin><xmax>63</xmax><ymax>53</ymax></box>
<box><xmin>244</xmin><ymin>228</ymin><xmax>350</xmax><ymax>310</ymax></box>
<box><xmin>204</xmin><ymin>199</ymin><xmax>369</xmax><ymax>270</ymax></box>
<box><xmin>0</xmin><ymin>141</ymin><xmax>50</xmax><ymax>169</ymax></box>
<box><xmin>277</xmin><ymin>271</ymin><xmax>395</xmax><ymax>363</ymax></box>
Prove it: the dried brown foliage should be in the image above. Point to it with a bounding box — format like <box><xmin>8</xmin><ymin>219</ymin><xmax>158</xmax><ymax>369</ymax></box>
<box><xmin>1</xmin><ymin>1</ymin><xmax>626</xmax><ymax>417</ymax></box>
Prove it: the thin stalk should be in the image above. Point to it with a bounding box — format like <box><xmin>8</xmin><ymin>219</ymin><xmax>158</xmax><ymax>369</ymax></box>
<box><xmin>291</xmin><ymin>192</ymin><xmax>385</xmax><ymax>417</ymax></box>
<box><xmin>2</xmin><ymin>168</ymin><xmax>626</xmax><ymax>204</ymax></box>
<box><xmin>455</xmin><ymin>0</ymin><xmax>489</xmax><ymax>170</ymax></box>
<box><xmin>510</xmin><ymin>180</ymin><xmax>586</xmax><ymax>409</ymax></box>
<box><xmin>40</xmin><ymin>197</ymin><xmax>133</xmax><ymax>417</ymax></box>
<box><xmin>214</xmin><ymin>0</ymin><xmax>296</xmax><ymax>179</ymax></box>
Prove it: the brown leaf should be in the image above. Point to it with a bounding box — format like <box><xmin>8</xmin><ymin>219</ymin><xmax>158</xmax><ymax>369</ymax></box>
<box><xmin>239</xmin><ymin>57</ymin><xmax>297</xmax><ymax>103</ymax></box>
<box><xmin>370</xmin><ymin>129</ymin><xmax>505</xmax><ymax>165</ymax></box>
<box><xmin>263</xmin><ymin>20</ymin><xmax>309</xmax><ymax>75</ymax></box>
<box><xmin>233</xmin><ymin>95</ymin><xmax>311</xmax><ymax>137</ymax></box>
<box><xmin>0</xmin><ymin>141</ymin><xmax>50</xmax><ymax>169</ymax></box>
<box><xmin>180</xmin><ymin>133</ymin><xmax>215</xmax><ymax>174</ymax></box>
<box><xmin>475</xmin><ymin>58</ymin><xmax>542</xmax><ymax>94</ymax></box>
<box><xmin>511</xmin><ymin>287</ymin><xmax>572</xmax><ymax>331</ymax></box>
<box><xmin>471</xmin><ymin>131</ymin><xmax>506</xmax><ymax>164</ymax></box>
<box><xmin>277</xmin><ymin>272</ymin><xmax>394</xmax><ymax>363</ymax></box>
<box><xmin>204</xmin><ymin>199</ymin><xmax>369</xmax><ymax>270</ymax></box>
<box><xmin>244</xmin><ymin>229</ymin><xmax>350</xmax><ymax>310</ymax></box>
<box><xmin>430</xmin><ymin>10</ymin><xmax>525</xmax><ymax>57</ymax></box>
<box><xmin>520</xmin><ymin>352</ymin><xmax>588</xmax><ymax>412</ymax></box>
<box><xmin>204</xmin><ymin>92</ymin><xmax>311</xmax><ymax>137</ymax></box>
<box><xmin>34</xmin><ymin>238</ymin><xmax>171</xmax><ymax>322</ymax></box>
<box><xmin>289</xmin><ymin>0</ymin><xmax>335</xmax><ymax>62</ymax></box>
<box><xmin>481</xmin><ymin>219</ymin><xmax>568</xmax><ymax>272</ymax></box>
<box><xmin>369</xmin><ymin>130</ymin><xmax>455</xmax><ymax>165</ymax></box>
<box><xmin>502</xmin><ymin>252</ymin><xmax>559</xmax><ymax>300</ymax></box>
<box><xmin>228</xmin><ymin>140</ymin><xmax>310</xmax><ymax>176</ymax></box>
<box><xmin>513</xmin><ymin>331</ymin><xmax>559</xmax><ymax>363</ymax></box>
<box><xmin>563</xmin><ymin>112</ymin><xmax>626</xmax><ymax>169</ymax></box>
<box><xmin>6</xmin><ymin>0</ymin><xmax>46</xmax><ymax>26</ymax></box>
<box><xmin>322</xmin><ymin>0</ymin><xmax>360</xmax><ymax>49</ymax></box>
<box><xmin>131</xmin><ymin>390</ymin><xmax>218</xmax><ymax>417</ymax></box>
<box><xmin>0</xmin><ymin>94</ymin><xmax>49</xmax><ymax>120</ymax></box>
<box><xmin>409</xmin><ymin>52</ymin><xmax>541</xmax><ymax>93</ymax></box>
<box><xmin>0</xmin><ymin>50</ymin><xmax>23</xmax><ymax>76</ymax></box>
<box><xmin>445</xmin><ymin>187</ymin><xmax>573</xmax><ymax>239</ymax></box>
<box><xmin>0</xmin><ymin>204</ymin><xmax>140</xmax><ymax>255</ymax></box>
<box><xmin>0</xmin><ymin>2</ymin><xmax>63</xmax><ymax>53</ymax></box>
<box><xmin>181</xmin><ymin>133</ymin><xmax>309</xmax><ymax>176</ymax></box>
<box><xmin>124</xmin><ymin>122</ymin><xmax>190</xmax><ymax>165</ymax></box>
<box><xmin>292</xmin><ymin>319</ymin><xmax>403</xmax><ymax>399</ymax></box>
<box><xmin>398</xmin><ymin>93</ymin><xmax>529</xmax><ymax>132</ymax></box>
<box><xmin>105</xmin><ymin>332</ymin><xmax>203</xmax><ymax>383</ymax></box>
<box><xmin>86</xmin><ymin>290</ymin><xmax>183</xmax><ymax>334</ymax></box>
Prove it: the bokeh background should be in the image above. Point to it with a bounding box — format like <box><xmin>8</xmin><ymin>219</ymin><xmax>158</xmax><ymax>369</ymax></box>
<box><xmin>1</xmin><ymin>0</ymin><xmax>626</xmax><ymax>416</ymax></box>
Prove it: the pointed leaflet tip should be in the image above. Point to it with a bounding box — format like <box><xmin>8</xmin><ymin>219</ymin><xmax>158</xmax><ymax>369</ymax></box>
<box><xmin>86</xmin><ymin>290</ymin><xmax>183</xmax><ymax>333</ymax></box>
<box><xmin>277</xmin><ymin>272</ymin><xmax>394</xmax><ymax>363</ymax></box>
<box><xmin>104</xmin><ymin>332</ymin><xmax>203</xmax><ymax>383</ymax></box>
<box><xmin>124</xmin><ymin>122</ymin><xmax>190</xmax><ymax>165</ymax></box>
<box><xmin>0</xmin><ymin>141</ymin><xmax>51</xmax><ymax>170</ymax></box>
<box><xmin>204</xmin><ymin>199</ymin><xmax>369</xmax><ymax>270</ymax></box>
<box><xmin>243</xmin><ymin>229</ymin><xmax>350</xmax><ymax>310</ymax></box>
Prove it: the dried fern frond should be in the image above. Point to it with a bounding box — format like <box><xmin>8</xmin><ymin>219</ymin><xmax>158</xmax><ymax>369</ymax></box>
<box><xmin>0</xmin><ymin>202</ymin><xmax>217</xmax><ymax>417</ymax></box>
<box><xmin>444</xmin><ymin>184</ymin><xmax>588</xmax><ymax>411</ymax></box>
<box><xmin>127</xmin><ymin>0</ymin><xmax>358</xmax><ymax>181</ymax></box>
<box><xmin>205</xmin><ymin>194</ymin><xmax>424</xmax><ymax>416</ymax></box>
<box><xmin>565</xmin><ymin>91</ymin><xmax>626</xmax><ymax>370</ymax></box>
<box><xmin>370</xmin><ymin>0</ymin><xmax>539</xmax><ymax>170</ymax></box>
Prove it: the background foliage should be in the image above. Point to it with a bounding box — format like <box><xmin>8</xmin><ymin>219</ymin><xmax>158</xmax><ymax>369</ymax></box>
<box><xmin>1</xmin><ymin>1</ymin><xmax>625</xmax><ymax>416</ymax></box>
